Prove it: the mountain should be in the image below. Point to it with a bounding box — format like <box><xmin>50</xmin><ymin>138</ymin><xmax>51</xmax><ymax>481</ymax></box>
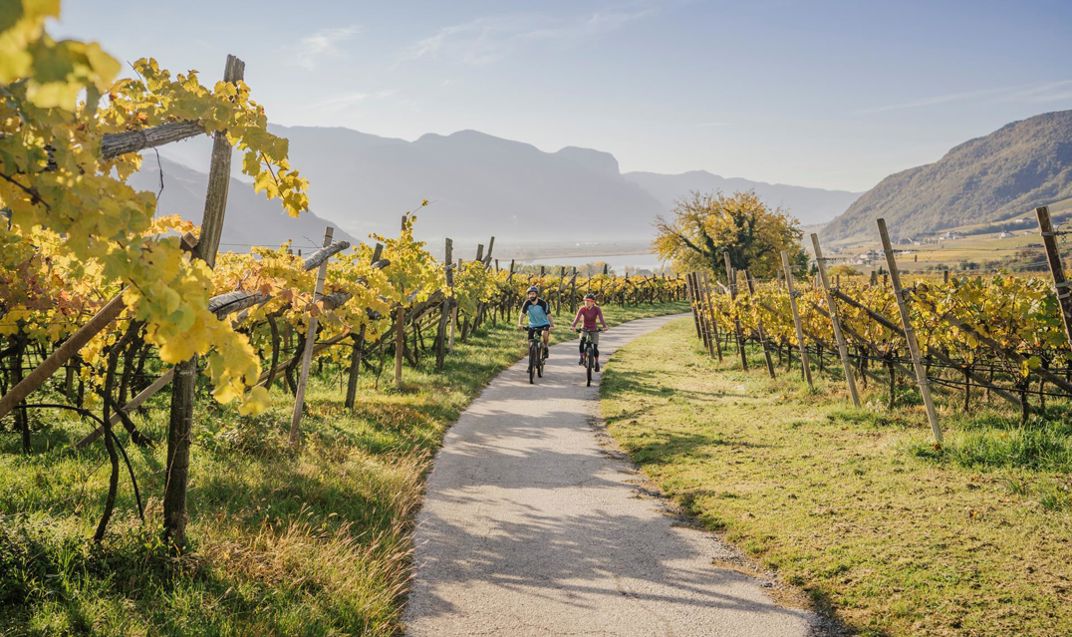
<box><xmin>131</xmin><ymin>154</ymin><xmax>354</xmax><ymax>251</ymax></box>
<box><xmin>624</xmin><ymin>170</ymin><xmax>860</xmax><ymax>226</ymax></box>
<box><xmin>822</xmin><ymin>110</ymin><xmax>1072</xmax><ymax>243</ymax></box>
<box><xmin>152</xmin><ymin>125</ymin><xmax>861</xmax><ymax>244</ymax></box>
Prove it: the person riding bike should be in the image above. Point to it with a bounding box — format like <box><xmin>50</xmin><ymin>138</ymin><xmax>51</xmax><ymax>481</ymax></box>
<box><xmin>571</xmin><ymin>292</ymin><xmax>607</xmax><ymax>371</ymax></box>
<box><xmin>518</xmin><ymin>285</ymin><xmax>553</xmax><ymax>360</ymax></box>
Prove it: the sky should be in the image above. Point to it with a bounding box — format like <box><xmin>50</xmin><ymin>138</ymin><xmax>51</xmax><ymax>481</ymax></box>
<box><xmin>55</xmin><ymin>0</ymin><xmax>1072</xmax><ymax>193</ymax></box>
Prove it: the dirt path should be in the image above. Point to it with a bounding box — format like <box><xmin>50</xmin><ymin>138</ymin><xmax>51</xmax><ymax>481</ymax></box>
<box><xmin>405</xmin><ymin>315</ymin><xmax>815</xmax><ymax>636</ymax></box>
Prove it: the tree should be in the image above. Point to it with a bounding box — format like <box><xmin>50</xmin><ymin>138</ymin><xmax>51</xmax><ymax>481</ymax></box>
<box><xmin>654</xmin><ymin>191</ymin><xmax>807</xmax><ymax>281</ymax></box>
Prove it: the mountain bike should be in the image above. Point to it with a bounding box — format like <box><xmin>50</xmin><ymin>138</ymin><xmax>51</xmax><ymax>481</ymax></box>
<box><xmin>523</xmin><ymin>326</ymin><xmax>549</xmax><ymax>384</ymax></box>
<box><xmin>577</xmin><ymin>328</ymin><xmax>603</xmax><ymax>387</ymax></box>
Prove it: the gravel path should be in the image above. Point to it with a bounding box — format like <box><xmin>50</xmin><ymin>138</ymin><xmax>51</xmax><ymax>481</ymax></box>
<box><xmin>405</xmin><ymin>314</ymin><xmax>815</xmax><ymax>636</ymax></box>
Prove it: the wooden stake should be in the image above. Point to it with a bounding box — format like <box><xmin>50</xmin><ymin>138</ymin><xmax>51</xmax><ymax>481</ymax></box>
<box><xmin>812</xmin><ymin>234</ymin><xmax>861</xmax><ymax>406</ymax></box>
<box><xmin>289</xmin><ymin>227</ymin><xmax>333</xmax><ymax>445</ymax></box>
<box><xmin>1036</xmin><ymin>206</ymin><xmax>1072</xmax><ymax>351</ymax></box>
<box><xmin>878</xmin><ymin>218</ymin><xmax>941</xmax><ymax>444</ymax></box>
<box><xmin>744</xmin><ymin>271</ymin><xmax>776</xmax><ymax>378</ymax></box>
<box><xmin>164</xmin><ymin>54</ymin><xmax>243</xmax><ymax>549</ymax></box>
<box><xmin>700</xmin><ymin>272</ymin><xmax>723</xmax><ymax>361</ymax></box>
<box><xmin>781</xmin><ymin>251</ymin><xmax>813</xmax><ymax>389</ymax></box>
<box><xmin>436</xmin><ymin>238</ymin><xmax>454</xmax><ymax>369</ymax></box>
<box><xmin>686</xmin><ymin>272</ymin><xmax>703</xmax><ymax>340</ymax></box>
<box><xmin>394</xmin><ymin>305</ymin><xmax>406</xmax><ymax>389</ymax></box>
<box><xmin>724</xmin><ymin>253</ymin><xmax>748</xmax><ymax>370</ymax></box>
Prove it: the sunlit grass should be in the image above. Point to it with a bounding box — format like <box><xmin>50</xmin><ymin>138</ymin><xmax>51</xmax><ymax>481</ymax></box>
<box><xmin>0</xmin><ymin>301</ymin><xmax>689</xmax><ymax>636</ymax></box>
<box><xmin>601</xmin><ymin>317</ymin><xmax>1072</xmax><ymax>636</ymax></box>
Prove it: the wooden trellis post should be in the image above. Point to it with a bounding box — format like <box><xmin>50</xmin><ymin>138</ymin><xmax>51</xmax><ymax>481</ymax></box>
<box><xmin>436</xmin><ymin>238</ymin><xmax>454</xmax><ymax>370</ymax></box>
<box><xmin>878</xmin><ymin>218</ymin><xmax>942</xmax><ymax>444</ymax></box>
<box><xmin>724</xmin><ymin>253</ymin><xmax>748</xmax><ymax>370</ymax></box>
<box><xmin>164</xmin><ymin>54</ymin><xmax>244</xmax><ymax>549</ymax></box>
<box><xmin>289</xmin><ymin>226</ymin><xmax>334</xmax><ymax>445</ymax></box>
<box><xmin>345</xmin><ymin>242</ymin><xmax>382</xmax><ymax>408</ymax></box>
<box><xmin>700</xmin><ymin>272</ymin><xmax>723</xmax><ymax>361</ymax></box>
<box><xmin>811</xmin><ymin>233</ymin><xmax>860</xmax><ymax>407</ymax></box>
<box><xmin>1036</xmin><ymin>205</ymin><xmax>1072</xmax><ymax>352</ymax></box>
<box><xmin>686</xmin><ymin>272</ymin><xmax>703</xmax><ymax>340</ymax></box>
<box><xmin>744</xmin><ymin>270</ymin><xmax>776</xmax><ymax>378</ymax></box>
<box><xmin>781</xmin><ymin>250</ymin><xmax>813</xmax><ymax>389</ymax></box>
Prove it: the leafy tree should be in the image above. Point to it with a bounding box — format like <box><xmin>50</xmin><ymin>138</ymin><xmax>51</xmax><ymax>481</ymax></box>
<box><xmin>654</xmin><ymin>191</ymin><xmax>807</xmax><ymax>281</ymax></box>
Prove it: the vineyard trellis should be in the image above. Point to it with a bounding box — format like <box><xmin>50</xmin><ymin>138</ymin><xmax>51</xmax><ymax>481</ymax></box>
<box><xmin>0</xmin><ymin>27</ymin><xmax>689</xmax><ymax>550</ymax></box>
<box><xmin>683</xmin><ymin>211</ymin><xmax>1072</xmax><ymax>443</ymax></box>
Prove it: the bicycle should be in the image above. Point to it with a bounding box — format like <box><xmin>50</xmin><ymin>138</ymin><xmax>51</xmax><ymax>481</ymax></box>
<box><xmin>577</xmin><ymin>327</ymin><xmax>603</xmax><ymax>387</ymax></box>
<box><xmin>522</xmin><ymin>326</ymin><xmax>549</xmax><ymax>384</ymax></box>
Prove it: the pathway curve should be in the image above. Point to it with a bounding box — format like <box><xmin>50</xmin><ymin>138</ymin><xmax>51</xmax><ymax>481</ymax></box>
<box><xmin>405</xmin><ymin>314</ymin><xmax>815</xmax><ymax>636</ymax></box>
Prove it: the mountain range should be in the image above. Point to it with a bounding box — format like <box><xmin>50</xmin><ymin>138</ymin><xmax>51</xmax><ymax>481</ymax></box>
<box><xmin>822</xmin><ymin>110</ymin><xmax>1072</xmax><ymax>243</ymax></box>
<box><xmin>145</xmin><ymin>125</ymin><xmax>860</xmax><ymax>246</ymax></box>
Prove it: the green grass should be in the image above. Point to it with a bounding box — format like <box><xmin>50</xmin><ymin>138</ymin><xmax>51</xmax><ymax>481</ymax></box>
<box><xmin>0</xmin><ymin>301</ymin><xmax>688</xmax><ymax>636</ymax></box>
<box><xmin>600</xmin><ymin>317</ymin><xmax>1072</xmax><ymax>637</ymax></box>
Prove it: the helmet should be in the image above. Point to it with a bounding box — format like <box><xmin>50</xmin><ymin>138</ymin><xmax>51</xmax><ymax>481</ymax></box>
<box><xmin>584</xmin><ymin>292</ymin><xmax>596</xmax><ymax>300</ymax></box>
<box><xmin>526</xmin><ymin>285</ymin><xmax>539</xmax><ymax>294</ymax></box>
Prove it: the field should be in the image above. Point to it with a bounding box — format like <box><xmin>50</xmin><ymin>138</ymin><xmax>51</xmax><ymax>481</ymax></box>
<box><xmin>0</xmin><ymin>302</ymin><xmax>688</xmax><ymax>636</ymax></box>
<box><xmin>600</xmin><ymin>318</ymin><xmax>1072</xmax><ymax>636</ymax></box>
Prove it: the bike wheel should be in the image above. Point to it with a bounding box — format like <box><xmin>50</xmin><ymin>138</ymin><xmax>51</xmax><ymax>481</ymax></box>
<box><xmin>529</xmin><ymin>345</ymin><xmax>536</xmax><ymax>384</ymax></box>
<box><xmin>586</xmin><ymin>347</ymin><xmax>593</xmax><ymax>386</ymax></box>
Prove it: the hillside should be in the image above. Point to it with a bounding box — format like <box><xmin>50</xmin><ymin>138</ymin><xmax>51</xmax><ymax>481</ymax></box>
<box><xmin>154</xmin><ymin>126</ymin><xmax>859</xmax><ymax>243</ymax></box>
<box><xmin>822</xmin><ymin>110</ymin><xmax>1072</xmax><ymax>242</ymax></box>
<box><xmin>131</xmin><ymin>154</ymin><xmax>355</xmax><ymax>250</ymax></box>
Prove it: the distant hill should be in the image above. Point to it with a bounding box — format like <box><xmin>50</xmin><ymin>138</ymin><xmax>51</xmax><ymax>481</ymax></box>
<box><xmin>155</xmin><ymin>126</ymin><xmax>859</xmax><ymax>244</ymax></box>
<box><xmin>822</xmin><ymin>110</ymin><xmax>1072</xmax><ymax>243</ymax></box>
<box><xmin>131</xmin><ymin>154</ymin><xmax>354</xmax><ymax>251</ymax></box>
<box><xmin>624</xmin><ymin>170</ymin><xmax>860</xmax><ymax>227</ymax></box>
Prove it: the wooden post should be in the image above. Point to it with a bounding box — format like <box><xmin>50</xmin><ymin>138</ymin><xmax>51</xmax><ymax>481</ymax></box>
<box><xmin>484</xmin><ymin>236</ymin><xmax>495</xmax><ymax>266</ymax></box>
<box><xmin>345</xmin><ymin>242</ymin><xmax>381</xmax><ymax>409</ymax></box>
<box><xmin>1036</xmin><ymin>206</ymin><xmax>1072</xmax><ymax>351</ymax></box>
<box><xmin>449</xmin><ymin>258</ymin><xmax>460</xmax><ymax>349</ymax></box>
<box><xmin>744</xmin><ymin>271</ymin><xmax>776</xmax><ymax>378</ymax></box>
<box><xmin>689</xmin><ymin>273</ymin><xmax>713</xmax><ymax>355</ymax></box>
<box><xmin>812</xmin><ymin>234</ymin><xmax>861</xmax><ymax>406</ymax></box>
<box><xmin>724</xmin><ymin>253</ymin><xmax>748</xmax><ymax>370</ymax></box>
<box><xmin>475</xmin><ymin>243</ymin><xmax>484</xmax><ymax>263</ymax></box>
<box><xmin>686</xmin><ymin>272</ymin><xmax>703</xmax><ymax>340</ymax></box>
<box><xmin>781</xmin><ymin>251</ymin><xmax>813</xmax><ymax>389</ymax></box>
<box><xmin>394</xmin><ymin>305</ymin><xmax>406</xmax><ymax>389</ymax></box>
<box><xmin>602</xmin><ymin>263</ymin><xmax>609</xmax><ymax>276</ymax></box>
<box><xmin>569</xmin><ymin>267</ymin><xmax>578</xmax><ymax>313</ymax></box>
<box><xmin>164</xmin><ymin>54</ymin><xmax>243</xmax><ymax>549</ymax></box>
<box><xmin>436</xmin><ymin>238</ymin><xmax>454</xmax><ymax>370</ymax></box>
<box><xmin>700</xmin><ymin>272</ymin><xmax>723</xmax><ymax>361</ymax></box>
<box><xmin>556</xmin><ymin>266</ymin><xmax>566</xmax><ymax>315</ymax></box>
<box><xmin>878</xmin><ymin>218</ymin><xmax>942</xmax><ymax>444</ymax></box>
<box><xmin>289</xmin><ymin>227</ymin><xmax>333</xmax><ymax>445</ymax></box>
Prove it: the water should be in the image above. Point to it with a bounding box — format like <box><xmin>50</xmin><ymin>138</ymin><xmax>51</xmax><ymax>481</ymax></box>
<box><xmin>517</xmin><ymin>252</ymin><xmax>667</xmax><ymax>273</ymax></box>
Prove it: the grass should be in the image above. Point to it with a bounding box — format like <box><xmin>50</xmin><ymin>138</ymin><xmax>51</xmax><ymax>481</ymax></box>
<box><xmin>0</xmin><ymin>300</ymin><xmax>688</xmax><ymax>636</ymax></box>
<box><xmin>600</xmin><ymin>317</ymin><xmax>1072</xmax><ymax>637</ymax></box>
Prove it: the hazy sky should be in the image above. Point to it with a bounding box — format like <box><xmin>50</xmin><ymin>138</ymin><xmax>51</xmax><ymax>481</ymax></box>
<box><xmin>57</xmin><ymin>0</ymin><xmax>1072</xmax><ymax>192</ymax></box>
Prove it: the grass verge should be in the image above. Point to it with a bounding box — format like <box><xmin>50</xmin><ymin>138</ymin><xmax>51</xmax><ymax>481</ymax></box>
<box><xmin>0</xmin><ymin>301</ymin><xmax>688</xmax><ymax>636</ymax></box>
<box><xmin>600</xmin><ymin>317</ymin><xmax>1072</xmax><ymax>637</ymax></box>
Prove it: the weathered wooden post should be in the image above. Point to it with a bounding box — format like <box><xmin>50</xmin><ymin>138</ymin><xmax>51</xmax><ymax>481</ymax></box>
<box><xmin>700</xmin><ymin>272</ymin><xmax>723</xmax><ymax>361</ymax></box>
<box><xmin>289</xmin><ymin>227</ymin><xmax>333</xmax><ymax>445</ymax></box>
<box><xmin>878</xmin><ymin>218</ymin><xmax>941</xmax><ymax>443</ymax></box>
<box><xmin>436</xmin><ymin>238</ymin><xmax>454</xmax><ymax>370</ymax></box>
<box><xmin>394</xmin><ymin>304</ymin><xmax>406</xmax><ymax>389</ymax></box>
<box><xmin>686</xmin><ymin>272</ymin><xmax>703</xmax><ymax>340</ymax></box>
<box><xmin>1036</xmin><ymin>205</ymin><xmax>1072</xmax><ymax>351</ymax></box>
<box><xmin>781</xmin><ymin>251</ymin><xmax>813</xmax><ymax>389</ymax></box>
<box><xmin>812</xmin><ymin>234</ymin><xmax>860</xmax><ymax>406</ymax></box>
<box><xmin>345</xmin><ymin>242</ymin><xmax>382</xmax><ymax>408</ymax></box>
<box><xmin>724</xmin><ymin>253</ymin><xmax>748</xmax><ymax>370</ymax></box>
<box><xmin>744</xmin><ymin>270</ymin><xmax>776</xmax><ymax>378</ymax></box>
<box><xmin>164</xmin><ymin>54</ymin><xmax>243</xmax><ymax>549</ymax></box>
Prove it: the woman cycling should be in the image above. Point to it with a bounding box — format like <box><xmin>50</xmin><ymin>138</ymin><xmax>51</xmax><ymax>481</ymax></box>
<box><xmin>571</xmin><ymin>292</ymin><xmax>607</xmax><ymax>371</ymax></box>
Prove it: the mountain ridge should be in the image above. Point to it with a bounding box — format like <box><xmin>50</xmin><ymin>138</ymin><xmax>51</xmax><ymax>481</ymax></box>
<box><xmin>822</xmin><ymin>110</ymin><xmax>1072</xmax><ymax>242</ymax></box>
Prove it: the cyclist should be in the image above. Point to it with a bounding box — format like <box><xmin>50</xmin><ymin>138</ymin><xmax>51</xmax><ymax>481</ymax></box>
<box><xmin>518</xmin><ymin>285</ymin><xmax>553</xmax><ymax>360</ymax></box>
<box><xmin>571</xmin><ymin>292</ymin><xmax>607</xmax><ymax>371</ymax></box>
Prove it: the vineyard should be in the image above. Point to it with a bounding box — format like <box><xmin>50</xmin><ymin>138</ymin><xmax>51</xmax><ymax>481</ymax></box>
<box><xmin>682</xmin><ymin>217</ymin><xmax>1072</xmax><ymax>439</ymax></box>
